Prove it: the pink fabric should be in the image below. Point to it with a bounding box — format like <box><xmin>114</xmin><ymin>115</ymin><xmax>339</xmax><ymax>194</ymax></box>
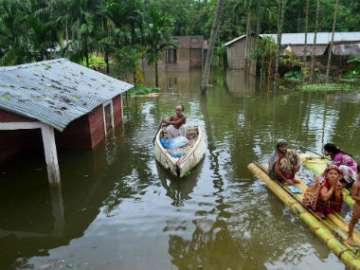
<box><xmin>332</xmin><ymin>152</ymin><xmax>357</xmax><ymax>173</ymax></box>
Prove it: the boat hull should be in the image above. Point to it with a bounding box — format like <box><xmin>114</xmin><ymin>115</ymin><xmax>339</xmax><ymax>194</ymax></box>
<box><xmin>154</xmin><ymin>127</ymin><xmax>206</xmax><ymax>178</ymax></box>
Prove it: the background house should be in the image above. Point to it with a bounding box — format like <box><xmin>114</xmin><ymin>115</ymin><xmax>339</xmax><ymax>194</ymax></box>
<box><xmin>225</xmin><ymin>32</ymin><xmax>360</xmax><ymax>73</ymax></box>
<box><xmin>144</xmin><ymin>36</ymin><xmax>208</xmax><ymax>72</ymax></box>
<box><xmin>0</xmin><ymin>58</ymin><xmax>133</xmax><ymax>184</ymax></box>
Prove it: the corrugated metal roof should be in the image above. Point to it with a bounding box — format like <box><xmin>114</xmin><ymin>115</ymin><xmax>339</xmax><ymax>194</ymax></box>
<box><xmin>262</xmin><ymin>32</ymin><xmax>360</xmax><ymax>45</ymax></box>
<box><xmin>284</xmin><ymin>44</ymin><xmax>328</xmax><ymax>56</ymax></box>
<box><xmin>0</xmin><ymin>58</ymin><xmax>133</xmax><ymax>131</ymax></box>
<box><xmin>332</xmin><ymin>43</ymin><xmax>360</xmax><ymax>56</ymax></box>
<box><xmin>225</xmin><ymin>32</ymin><xmax>360</xmax><ymax>47</ymax></box>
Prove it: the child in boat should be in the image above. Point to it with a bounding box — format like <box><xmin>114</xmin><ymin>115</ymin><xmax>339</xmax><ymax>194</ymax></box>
<box><xmin>347</xmin><ymin>167</ymin><xmax>360</xmax><ymax>245</ymax></box>
<box><xmin>268</xmin><ymin>139</ymin><xmax>300</xmax><ymax>185</ymax></box>
<box><xmin>161</xmin><ymin>105</ymin><xmax>186</xmax><ymax>138</ymax></box>
<box><xmin>309</xmin><ymin>165</ymin><xmax>343</xmax><ymax>218</ymax></box>
<box><xmin>324</xmin><ymin>143</ymin><xmax>357</xmax><ymax>188</ymax></box>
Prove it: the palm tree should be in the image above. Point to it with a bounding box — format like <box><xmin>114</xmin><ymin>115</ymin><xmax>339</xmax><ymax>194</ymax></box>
<box><xmin>244</xmin><ymin>0</ymin><xmax>253</xmax><ymax>72</ymax></box>
<box><xmin>274</xmin><ymin>0</ymin><xmax>287</xmax><ymax>83</ymax></box>
<box><xmin>326</xmin><ymin>0</ymin><xmax>340</xmax><ymax>82</ymax></box>
<box><xmin>201</xmin><ymin>0</ymin><xmax>225</xmax><ymax>91</ymax></box>
<box><xmin>143</xmin><ymin>5</ymin><xmax>174</xmax><ymax>87</ymax></box>
<box><xmin>310</xmin><ymin>0</ymin><xmax>320</xmax><ymax>82</ymax></box>
<box><xmin>0</xmin><ymin>0</ymin><xmax>32</xmax><ymax>65</ymax></box>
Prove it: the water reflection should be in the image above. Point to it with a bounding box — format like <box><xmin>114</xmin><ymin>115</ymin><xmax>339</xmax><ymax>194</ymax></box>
<box><xmin>157</xmin><ymin>161</ymin><xmax>202</xmax><ymax>207</ymax></box>
<box><xmin>1</xmin><ymin>69</ymin><xmax>355</xmax><ymax>270</ymax></box>
<box><xmin>225</xmin><ymin>70</ymin><xmax>257</xmax><ymax>97</ymax></box>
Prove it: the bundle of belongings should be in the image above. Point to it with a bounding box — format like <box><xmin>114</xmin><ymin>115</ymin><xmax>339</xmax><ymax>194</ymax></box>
<box><xmin>160</xmin><ymin>126</ymin><xmax>198</xmax><ymax>158</ymax></box>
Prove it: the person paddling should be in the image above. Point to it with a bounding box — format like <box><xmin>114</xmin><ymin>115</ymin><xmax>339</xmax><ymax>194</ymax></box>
<box><xmin>161</xmin><ymin>105</ymin><xmax>186</xmax><ymax>138</ymax></box>
<box><xmin>324</xmin><ymin>143</ymin><xmax>358</xmax><ymax>188</ymax></box>
<box><xmin>268</xmin><ymin>139</ymin><xmax>300</xmax><ymax>185</ymax></box>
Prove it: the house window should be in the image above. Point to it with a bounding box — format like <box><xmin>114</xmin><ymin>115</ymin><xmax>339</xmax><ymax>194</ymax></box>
<box><xmin>166</xmin><ymin>49</ymin><xmax>177</xmax><ymax>64</ymax></box>
<box><xmin>102</xmin><ymin>101</ymin><xmax>114</xmax><ymax>135</ymax></box>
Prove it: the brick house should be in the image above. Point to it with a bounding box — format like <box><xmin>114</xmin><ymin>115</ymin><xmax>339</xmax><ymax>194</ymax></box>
<box><xmin>0</xmin><ymin>58</ymin><xmax>133</xmax><ymax>184</ymax></box>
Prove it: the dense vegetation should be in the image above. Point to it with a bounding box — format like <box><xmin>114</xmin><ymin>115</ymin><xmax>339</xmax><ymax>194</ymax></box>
<box><xmin>0</xmin><ymin>0</ymin><xmax>359</xmax><ymax>83</ymax></box>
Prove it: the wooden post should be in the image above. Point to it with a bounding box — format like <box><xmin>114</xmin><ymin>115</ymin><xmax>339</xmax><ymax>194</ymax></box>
<box><xmin>41</xmin><ymin>125</ymin><xmax>61</xmax><ymax>185</ymax></box>
<box><xmin>0</xmin><ymin>121</ymin><xmax>61</xmax><ymax>186</ymax></box>
<box><xmin>49</xmin><ymin>184</ymin><xmax>65</xmax><ymax>235</ymax></box>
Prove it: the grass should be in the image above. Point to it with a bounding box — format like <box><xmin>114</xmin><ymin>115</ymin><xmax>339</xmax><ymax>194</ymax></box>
<box><xmin>298</xmin><ymin>82</ymin><xmax>360</xmax><ymax>92</ymax></box>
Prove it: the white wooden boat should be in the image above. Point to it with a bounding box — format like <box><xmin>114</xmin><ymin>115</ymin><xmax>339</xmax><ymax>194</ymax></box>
<box><xmin>154</xmin><ymin>126</ymin><xmax>206</xmax><ymax>177</ymax></box>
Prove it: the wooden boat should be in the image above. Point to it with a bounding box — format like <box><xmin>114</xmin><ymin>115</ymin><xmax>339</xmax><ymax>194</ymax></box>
<box><xmin>248</xmin><ymin>162</ymin><xmax>360</xmax><ymax>269</ymax></box>
<box><xmin>154</xmin><ymin>126</ymin><xmax>206</xmax><ymax>178</ymax></box>
<box><xmin>300</xmin><ymin>152</ymin><xmax>355</xmax><ymax>208</ymax></box>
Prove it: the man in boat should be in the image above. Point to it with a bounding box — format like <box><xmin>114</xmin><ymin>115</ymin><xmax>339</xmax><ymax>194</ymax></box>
<box><xmin>347</xmin><ymin>167</ymin><xmax>360</xmax><ymax>245</ymax></box>
<box><xmin>268</xmin><ymin>139</ymin><xmax>300</xmax><ymax>185</ymax></box>
<box><xmin>161</xmin><ymin>105</ymin><xmax>186</xmax><ymax>138</ymax></box>
<box><xmin>323</xmin><ymin>143</ymin><xmax>358</xmax><ymax>188</ymax></box>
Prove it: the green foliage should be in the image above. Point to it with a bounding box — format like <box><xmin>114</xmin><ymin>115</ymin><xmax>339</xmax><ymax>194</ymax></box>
<box><xmin>342</xmin><ymin>55</ymin><xmax>360</xmax><ymax>80</ymax></box>
<box><xmin>1</xmin><ymin>0</ymin><xmax>360</xmax><ymax>77</ymax></box>
<box><xmin>129</xmin><ymin>85</ymin><xmax>160</xmax><ymax>96</ymax></box>
<box><xmin>284</xmin><ymin>70</ymin><xmax>302</xmax><ymax>81</ymax></box>
<box><xmin>299</xmin><ymin>83</ymin><xmax>358</xmax><ymax>92</ymax></box>
<box><xmin>143</xmin><ymin>4</ymin><xmax>174</xmax><ymax>65</ymax></box>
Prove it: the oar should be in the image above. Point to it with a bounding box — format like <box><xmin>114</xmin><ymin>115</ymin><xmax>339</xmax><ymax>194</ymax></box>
<box><xmin>152</xmin><ymin>121</ymin><xmax>163</xmax><ymax>145</ymax></box>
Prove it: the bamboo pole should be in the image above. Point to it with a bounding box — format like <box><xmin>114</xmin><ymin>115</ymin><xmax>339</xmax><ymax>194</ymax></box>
<box><xmin>248</xmin><ymin>163</ymin><xmax>360</xmax><ymax>270</ymax></box>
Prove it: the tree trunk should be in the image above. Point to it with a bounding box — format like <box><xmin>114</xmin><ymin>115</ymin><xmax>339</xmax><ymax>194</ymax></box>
<box><xmin>104</xmin><ymin>50</ymin><xmax>110</xmax><ymax>74</ymax></box>
<box><xmin>200</xmin><ymin>0</ymin><xmax>225</xmax><ymax>91</ymax></box>
<box><xmin>65</xmin><ymin>18</ymin><xmax>69</xmax><ymax>42</ymax></box>
<box><xmin>274</xmin><ymin>0</ymin><xmax>286</xmax><ymax>84</ymax></box>
<box><xmin>244</xmin><ymin>6</ymin><xmax>252</xmax><ymax>72</ymax></box>
<box><xmin>155</xmin><ymin>60</ymin><xmax>159</xmax><ymax>87</ymax></box>
<box><xmin>303</xmin><ymin>0</ymin><xmax>309</xmax><ymax>72</ymax></box>
<box><xmin>326</xmin><ymin>0</ymin><xmax>339</xmax><ymax>82</ymax></box>
<box><xmin>84</xmin><ymin>37</ymin><xmax>89</xmax><ymax>67</ymax></box>
<box><xmin>310</xmin><ymin>0</ymin><xmax>320</xmax><ymax>82</ymax></box>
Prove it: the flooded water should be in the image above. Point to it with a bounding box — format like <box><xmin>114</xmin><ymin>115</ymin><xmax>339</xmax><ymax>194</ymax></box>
<box><xmin>2</xmin><ymin>69</ymin><xmax>360</xmax><ymax>270</ymax></box>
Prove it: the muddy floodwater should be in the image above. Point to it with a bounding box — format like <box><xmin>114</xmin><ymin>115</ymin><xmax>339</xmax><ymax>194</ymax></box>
<box><xmin>2</xmin><ymin>70</ymin><xmax>360</xmax><ymax>270</ymax></box>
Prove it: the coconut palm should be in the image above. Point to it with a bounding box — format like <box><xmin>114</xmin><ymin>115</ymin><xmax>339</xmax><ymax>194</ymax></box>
<box><xmin>143</xmin><ymin>4</ymin><xmax>174</xmax><ymax>87</ymax></box>
<box><xmin>310</xmin><ymin>0</ymin><xmax>320</xmax><ymax>82</ymax></box>
<box><xmin>201</xmin><ymin>0</ymin><xmax>225</xmax><ymax>91</ymax></box>
<box><xmin>326</xmin><ymin>0</ymin><xmax>340</xmax><ymax>82</ymax></box>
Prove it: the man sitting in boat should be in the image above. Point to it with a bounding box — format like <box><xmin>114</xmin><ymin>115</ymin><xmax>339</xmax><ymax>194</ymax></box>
<box><xmin>161</xmin><ymin>105</ymin><xmax>186</xmax><ymax>138</ymax></box>
<box><xmin>268</xmin><ymin>139</ymin><xmax>300</xmax><ymax>185</ymax></box>
<box><xmin>304</xmin><ymin>165</ymin><xmax>343</xmax><ymax>218</ymax></box>
<box><xmin>323</xmin><ymin>143</ymin><xmax>358</xmax><ymax>188</ymax></box>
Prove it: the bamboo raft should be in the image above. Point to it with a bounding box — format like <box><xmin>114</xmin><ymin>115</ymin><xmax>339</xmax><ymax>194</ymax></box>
<box><xmin>248</xmin><ymin>162</ymin><xmax>360</xmax><ymax>269</ymax></box>
<box><xmin>300</xmin><ymin>153</ymin><xmax>355</xmax><ymax>208</ymax></box>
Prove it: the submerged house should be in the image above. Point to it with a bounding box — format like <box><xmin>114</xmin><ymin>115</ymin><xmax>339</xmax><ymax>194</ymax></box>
<box><xmin>0</xmin><ymin>58</ymin><xmax>133</xmax><ymax>185</ymax></box>
<box><xmin>144</xmin><ymin>36</ymin><xmax>208</xmax><ymax>71</ymax></box>
<box><xmin>225</xmin><ymin>32</ymin><xmax>360</xmax><ymax>72</ymax></box>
